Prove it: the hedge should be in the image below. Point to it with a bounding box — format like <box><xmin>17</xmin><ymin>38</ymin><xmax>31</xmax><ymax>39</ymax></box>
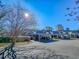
<box><xmin>0</xmin><ymin>36</ymin><xmax>11</xmax><ymax>43</ymax></box>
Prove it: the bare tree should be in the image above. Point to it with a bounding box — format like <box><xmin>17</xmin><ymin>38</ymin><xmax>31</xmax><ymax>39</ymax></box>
<box><xmin>0</xmin><ymin>1</ymin><xmax>11</xmax><ymax>36</ymax></box>
<box><xmin>65</xmin><ymin>0</ymin><xmax>79</xmax><ymax>21</ymax></box>
<box><xmin>44</xmin><ymin>26</ymin><xmax>53</xmax><ymax>31</ymax></box>
<box><xmin>5</xmin><ymin>8</ymin><xmax>36</xmax><ymax>34</ymax></box>
<box><xmin>0</xmin><ymin>1</ymin><xmax>37</xmax><ymax>42</ymax></box>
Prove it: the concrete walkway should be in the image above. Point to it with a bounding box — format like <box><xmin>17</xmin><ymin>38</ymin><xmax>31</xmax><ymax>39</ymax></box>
<box><xmin>0</xmin><ymin>40</ymin><xmax>79</xmax><ymax>59</ymax></box>
<box><xmin>15</xmin><ymin>40</ymin><xmax>79</xmax><ymax>59</ymax></box>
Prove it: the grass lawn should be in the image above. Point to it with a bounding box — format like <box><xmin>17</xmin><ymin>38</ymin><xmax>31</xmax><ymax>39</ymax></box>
<box><xmin>0</xmin><ymin>41</ymin><xmax>32</xmax><ymax>48</ymax></box>
<box><xmin>0</xmin><ymin>43</ymin><xmax>10</xmax><ymax>47</ymax></box>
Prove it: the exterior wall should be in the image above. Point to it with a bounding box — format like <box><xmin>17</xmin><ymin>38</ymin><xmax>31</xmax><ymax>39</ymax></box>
<box><xmin>56</xmin><ymin>24</ymin><xmax>64</xmax><ymax>31</ymax></box>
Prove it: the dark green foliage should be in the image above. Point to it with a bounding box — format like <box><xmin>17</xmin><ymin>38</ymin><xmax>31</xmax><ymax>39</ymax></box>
<box><xmin>75</xmin><ymin>30</ymin><xmax>79</xmax><ymax>32</ymax></box>
<box><xmin>0</xmin><ymin>36</ymin><xmax>11</xmax><ymax>43</ymax></box>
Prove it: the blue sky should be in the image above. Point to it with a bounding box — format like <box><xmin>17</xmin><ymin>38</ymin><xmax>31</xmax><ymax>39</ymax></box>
<box><xmin>23</xmin><ymin>0</ymin><xmax>79</xmax><ymax>30</ymax></box>
<box><xmin>3</xmin><ymin>0</ymin><xmax>79</xmax><ymax>30</ymax></box>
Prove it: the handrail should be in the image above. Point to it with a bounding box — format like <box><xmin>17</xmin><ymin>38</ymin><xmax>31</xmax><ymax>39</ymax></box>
<box><xmin>0</xmin><ymin>43</ymin><xmax>16</xmax><ymax>59</ymax></box>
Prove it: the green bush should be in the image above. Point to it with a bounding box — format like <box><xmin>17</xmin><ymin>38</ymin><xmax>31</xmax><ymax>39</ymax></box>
<box><xmin>0</xmin><ymin>36</ymin><xmax>11</xmax><ymax>43</ymax></box>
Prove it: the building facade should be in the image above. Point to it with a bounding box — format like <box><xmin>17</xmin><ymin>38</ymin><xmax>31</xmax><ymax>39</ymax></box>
<box><xmin>56</xmin><ymin>24</ymin><xmax>64</xmax><ymax>31</ymax></box>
